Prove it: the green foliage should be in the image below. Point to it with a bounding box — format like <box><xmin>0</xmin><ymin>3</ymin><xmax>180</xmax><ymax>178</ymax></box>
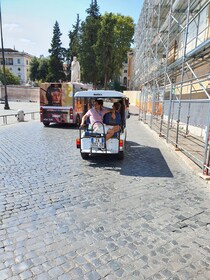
<box><xmin>94</xmin><ymin>13</ymin><xmax>116</xmax><ymax>87</ymax></box>
<box><xmin>67</xmin><ymin>14</ymin><xmax>81</xmax><ymax>80</ymax></box>
<box><xmin>112</xmin><ymin>14</ymin><xmax>134</xmax><ymax>75</ymax></box>
<box><xmin>48</xmin><ymin>21</ymin><xmax>66</xmax><ymax>82</ymax></box>
<box><xmin>68</xmin><ymin>14</ymin><xmax>80</xmax><ymax>60</ymax></box>
<box><xmin>95</xmin><ymin>13</ymin><xmax>134</xmax><ymax>88</ymax></box>
<box><xmin>38</xmin><ymin>58</ymin><xmax>49</xmax><ymax>81</ymax></box>
<box><xmin>0</xmin><ymin>68</ymin><xmax>20</xmax><ymax>85</ymax></box>
<box><xmin>79</xmin><ymin>0</ymin><xmax>101</xmax><ymax>84</ymax></box>
<box><xmin>29</xmin><ymin>57</ymin><xmax>49</xmax><ymax>82</ymax></box>
<box><xmin>32</xmin><ymin>1</ymin><xmax>134</xmax><ymax>88</ymax></box>
<box><xmin>29</xmin><ymin>57</ymin><xmax>40</xmax><ymax>81</ymax></box>
<box><xmin>78</xmin><ymin>2</ymin><xmax>134</xmax><ymax>88</ymax></box>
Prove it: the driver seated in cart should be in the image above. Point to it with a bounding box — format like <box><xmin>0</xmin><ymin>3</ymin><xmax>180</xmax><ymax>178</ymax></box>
<box><xmin>80</xmin><ymin>99</ymin><xmax>120</xmax><ymax>141</ymax></box>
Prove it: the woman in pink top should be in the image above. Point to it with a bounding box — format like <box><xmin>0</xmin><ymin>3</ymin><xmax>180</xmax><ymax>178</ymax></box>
<box><xmin>80</xmin><ymin>100</ymin><xmax>120</xmax><ymax>141</ymax></box>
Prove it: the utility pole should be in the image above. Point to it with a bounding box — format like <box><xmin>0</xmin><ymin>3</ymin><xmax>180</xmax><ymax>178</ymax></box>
<box><xmin>0</xmin><ymin>0</ymin><xmax>10</xmax><ymax>109</ymax></box>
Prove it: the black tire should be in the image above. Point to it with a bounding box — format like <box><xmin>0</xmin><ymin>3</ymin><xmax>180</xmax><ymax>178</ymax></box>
<box><xmin>118</xmin><ymin>151</ymin><xmax>124</xmax><ymax>160</ymax></box>
<box><xmin>81</xmin><ymin>153</ymin><xmax>89</xmax><ymax>160</ymax></box>
<box><xmin>76</xmin><ymin>115</ymin><xmax>81</xmax><ymax>127</ymax></box>
<box><xmin>43</xmin><ymin>122</ymin><xmax>50</xmax><ymax>127</ymax></box>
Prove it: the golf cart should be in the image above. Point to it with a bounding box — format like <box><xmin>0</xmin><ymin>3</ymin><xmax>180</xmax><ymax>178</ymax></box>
<box><xmin>75</xmin><ymin>90</ymin><xmax>129</xmax><ymax>160</ymax></box>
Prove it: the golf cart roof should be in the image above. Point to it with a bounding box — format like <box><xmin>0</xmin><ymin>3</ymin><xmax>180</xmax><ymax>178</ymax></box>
<box><xmin>74</xmin><ymin>90</ymin><xmax>125</xmax><ymax>99</ymax></box>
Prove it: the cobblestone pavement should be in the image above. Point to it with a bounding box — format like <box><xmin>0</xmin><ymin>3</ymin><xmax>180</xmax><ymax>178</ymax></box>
<box><xmin>0</xmin><ymin>107</ymin><xmax>210</xmax><ymax>280</ymax></box>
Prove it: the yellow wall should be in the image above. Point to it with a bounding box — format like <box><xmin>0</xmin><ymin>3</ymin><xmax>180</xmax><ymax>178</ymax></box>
<box><xmin>123</xmin><ymin>91</ymin><xmax>141</xmax><ymax>106</ymax></box>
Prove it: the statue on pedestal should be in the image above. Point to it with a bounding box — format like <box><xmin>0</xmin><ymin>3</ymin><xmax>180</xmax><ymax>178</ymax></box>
<box><xmin>71</xmin><ymin>56</ymin><xmax>81</xmax><ymax>82</ymax></box>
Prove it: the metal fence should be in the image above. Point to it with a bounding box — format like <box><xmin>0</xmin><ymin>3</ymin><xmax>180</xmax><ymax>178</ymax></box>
<box><xmin>0</xmin><ymin>111</ymin><xmax>40</xmax><ymax>125</ymax></box>
<box><xmin>132</xmin><ymin>0</ymin><xmax>210</xmax><ymax>175</ymax></box>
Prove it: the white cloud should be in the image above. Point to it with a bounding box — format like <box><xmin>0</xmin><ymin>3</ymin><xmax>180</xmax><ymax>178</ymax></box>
<box><xmin>4</xmin><ymin>23</ymin><xmax>22</xmax><ymax>33</ymax></box>
<box><xmin>19</xmin><ymin>38</ymin><xmax>35</xmax><ymax>44</ymax></box>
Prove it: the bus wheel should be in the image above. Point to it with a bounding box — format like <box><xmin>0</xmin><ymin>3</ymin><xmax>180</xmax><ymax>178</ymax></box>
<box><xmin>43</xmin><ymin>122</ymin><xmax>50</xmax><ymax>127</ymax></box>
<box><xmin>76</xmin><ymin>115</ymin><xmax>81</xmax><ymax>127</ymax></box>
<box><xmin>81</xmin><ymin>153</ymin><xmax>89</xmax><ymax>160</ymax></box>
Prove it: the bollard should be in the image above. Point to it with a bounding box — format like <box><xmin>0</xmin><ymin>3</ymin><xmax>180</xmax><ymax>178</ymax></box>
<box><xmin>16</xmin><ymin>109</ymin><xmax>25</xmax><ymax>122</ymax></box>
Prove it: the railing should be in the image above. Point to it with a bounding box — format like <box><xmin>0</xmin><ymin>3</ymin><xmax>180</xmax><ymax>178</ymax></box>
<box><xmin>0</xmin><ymin>111</ymin><xmax>40</xmax><ymax>125</ymax></box>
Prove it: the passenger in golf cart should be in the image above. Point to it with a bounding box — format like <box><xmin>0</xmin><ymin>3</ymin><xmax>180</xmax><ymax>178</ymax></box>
<box><xmin>80</xmin><ymin>99</ymin><xmax>121</xmax><ymax>141</ymax></box>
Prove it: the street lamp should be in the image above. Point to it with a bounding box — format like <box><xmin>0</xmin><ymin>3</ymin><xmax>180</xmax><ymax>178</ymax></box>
<box><xmin>0</xmin><ymin>0</ymin><xmax>9</xmax><ymax>109</ymax></box>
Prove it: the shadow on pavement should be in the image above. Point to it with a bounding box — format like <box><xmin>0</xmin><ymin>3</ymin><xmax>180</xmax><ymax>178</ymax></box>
<box><xmin>42</xmin><ymin>123</ymin><xmax>79</xmax><ymax>130</ymax></box>
<box><xmin>87</xmin><ymin>141</ymin><xmax>173</xmax><ymax>178</ymax></box>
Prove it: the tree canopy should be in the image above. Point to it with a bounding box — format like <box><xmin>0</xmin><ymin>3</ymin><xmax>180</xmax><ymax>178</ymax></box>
<box><xmin>0</xmin><ymin>68</ymin><xmax>20</xmax><ymax>85</ymax></box>
<box><xmin>67</xmin><ymin>14</ymin><xmax>81</xmax><ymax>80</ymax></box>
<box><xmin>79</xmin><ymin>2</ymin><xmax>134</xmax><ymax>88</ymax></box>
<box><xmin>47</xmin><ymin>21</ymin><xmax>66</xmax><ymax>82</ymax></box>
<box><xmin>29</xmin><ymin>1</ymin><xmax>134</xmax><ymax>88</ymax></box>
<box><xmin>79</xmin><ymin>0</ymin><xmax>101</xmax><ymax>85</ymax></box>
<box><xmin>29</xmin><ymin>57</ymin><xmax>49</xmax><ymax>82</ymax></box>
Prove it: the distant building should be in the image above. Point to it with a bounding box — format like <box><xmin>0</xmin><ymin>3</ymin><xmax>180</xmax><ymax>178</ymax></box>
<box><xmin>119</xmin><ymin>50</ymin><xmax>133</xmax><ymax>90</ymax></box>
<box><xmin>0</xmin><ymin>48</ymin><xmax>34</xmax><ymax>84</ymax></box>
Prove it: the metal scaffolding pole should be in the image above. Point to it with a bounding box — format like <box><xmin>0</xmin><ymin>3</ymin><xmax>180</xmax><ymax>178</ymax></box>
<box><xmin>175</xmin><ymin>0</ymin><xmax>191</xmax><ymax>148</ymax></box>
<box><xmin>132</xmin><ymin>0</ymin><xmax>210</xmax><ymax>172</ymax></box>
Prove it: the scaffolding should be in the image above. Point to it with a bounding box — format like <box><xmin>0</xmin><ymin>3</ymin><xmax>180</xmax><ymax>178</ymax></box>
<box><xmin>131</xmin><ymin>0</ymin><xmax>210</xmax><ymax>174</ymax></box>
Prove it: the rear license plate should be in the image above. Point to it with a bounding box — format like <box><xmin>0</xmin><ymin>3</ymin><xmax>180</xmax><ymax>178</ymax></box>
<box><xmin>91</xmin><ymin>137</ymin><xmax>105</xmax><ymax>148</ymax></box>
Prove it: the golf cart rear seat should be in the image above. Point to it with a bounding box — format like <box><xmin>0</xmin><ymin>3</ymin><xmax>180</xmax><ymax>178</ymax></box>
<box><xmin>82</xmin><ymin>116</ymin><xmax>119</xmax><ymax>138</ymax></box>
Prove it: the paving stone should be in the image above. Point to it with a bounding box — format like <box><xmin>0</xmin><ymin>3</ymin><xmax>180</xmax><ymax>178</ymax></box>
<box><xmin>0</xmin><ymin>268</ymin><xmax>13</xmax><ymax>279</ymax></box>
<box><xmin>1</xmin><ymin>106</ymin><xmax>210</xmax><ymax>279</ymax></box>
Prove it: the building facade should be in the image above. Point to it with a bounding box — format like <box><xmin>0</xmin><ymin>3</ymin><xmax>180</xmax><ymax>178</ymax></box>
<box><xmin>131</xmin><ymin>0</ymin><xmax>210</xmax><ymax>172</ymax></box>
<box><xmin>119</xmin><ymin>50</ymin><xmax>133</xmax><ymax>90</ymax></box>
<box><xmin>0</xmin><ymin>48</ymin><xmax>33</xmax><ymax>84</ymax></box>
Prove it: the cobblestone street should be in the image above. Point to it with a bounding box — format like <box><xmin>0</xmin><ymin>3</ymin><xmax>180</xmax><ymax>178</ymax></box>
<box><xmin>0</xmin><ymin>106</ymin><xmax>210</xmax><ymax>279</ymax></box>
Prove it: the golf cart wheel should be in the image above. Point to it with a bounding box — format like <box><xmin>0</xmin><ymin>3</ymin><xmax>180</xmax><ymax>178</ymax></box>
<box><xmin>118</xmin><ymin>151</ymin><xmax>124</xmax><ymax>160</ymax></box>
<box><xmin>76</xmin><ymin>115</ymin><xmax>81</xmax><ymax>127</ymax></box>
<box><xmin>43</xmin><ymin>122</ymin><xmax>50</xmax><ymax>127</ymax></box>
<box><xmin>81</xmin><ymin>153</ymin><xmax>89</xmax><ymax>160</ymax></box>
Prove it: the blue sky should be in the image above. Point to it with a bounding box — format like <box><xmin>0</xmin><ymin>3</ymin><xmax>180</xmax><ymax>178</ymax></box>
<box><xmin>1</xmin><ymin>0</ymin><xmax>144</xmax><ymax>57</ymax></box>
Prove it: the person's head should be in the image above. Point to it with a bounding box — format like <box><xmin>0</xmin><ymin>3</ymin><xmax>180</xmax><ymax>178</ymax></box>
<box><xmin>113</xmin><ymin>102</ymin><xmax>121</xmax><ymax>112</ymax></box>
<box><xmin>94</xmin><ymin>99</ymin><xmax>103</xmax><ymax>110</ymax></box>
<box><xmin>52</xmin><ymin>91</ymin><xmax>61</xmax><ymax>104</ymax></box>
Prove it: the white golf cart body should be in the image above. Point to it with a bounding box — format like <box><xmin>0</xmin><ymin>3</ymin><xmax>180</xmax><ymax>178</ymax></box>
<box><xmin>75</xmin><ymin>90</ymin><xmax>128</xmax><ymax>159</ymax></box>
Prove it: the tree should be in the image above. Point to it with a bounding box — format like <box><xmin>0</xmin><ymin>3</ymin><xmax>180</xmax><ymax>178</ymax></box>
<box><xmin>94</xmin><ymin>13</ymin><xmax>116</xmax><ymax>88</ymax></box>
<box><xmin>47</xmin><ymin>21</ymin><xmax>66</xmax><ymax>82</ymax></box>
<box><xmin>95</xmin><ymin>13</ymin><xmax>134</xmax><ymax>88</ymax></box>
<box><xmin>68</xmin><ymin>14</ymin><xmax>80</xmax><ymax>60</ymax></box>
<box><xmin>79</xmin><ymin>0</ymin><xmax>101</xmax><ymax>84</ymax></box>
<box><xmin>112</xmin><ymin>14</ymin><xmax>134</xmax><ymax>77</ymax></box>
<box><xmin>0</xmin><ymin>68</ymin><xmax>20</xmax><ymax>85</ymax></box>
<box><xmin>67</xmin><ymin>14</ymin><xmax>81</xmax><ymax>80</ymax></box>
<box><xmin>29</xmin><ymin>57</ymin><xmax>40</xmax><ymax>81</ymax></box>
<box><xmin>38</xmin><ymin>58</ymin><xmax>49</xmax><ymax>82</ymax></box>
<box><xmin>29</xmin><ymin>57</ymin><xmax>49</xmax><ymax>82</ymax></box>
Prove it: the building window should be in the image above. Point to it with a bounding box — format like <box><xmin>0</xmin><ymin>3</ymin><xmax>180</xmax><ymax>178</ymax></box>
<box><xmin>124</xmin><ymin>70</ymin><xmax>127</xmax><ymax>73</ymax></box>
<box><xmin>17</xmin><ymin>58</ymin><xmax>21</xmax><ymax>64</ymax></box>
<box><xmin>26</xmin><ymin>60</ymin><xmax>28</xmax><ymax>65</ymax></box>
<box><xmin>18</xmin><ymin>68</ymin><xmax>21</xmax><ymax>71</ymax></box>
<box><xmin>6</xmin><ymin>58</ymin><xmax>13</xmax><ymax>65</ymax></box>
<box><xmin>123</xmin><ymin>77</ymin><xmax>127</xmax><ymax>85</ymax></box>
<box><xmin>0</xmin><ymin>58</ymin><xmax>13</xmax><ymax>65</ymax></box>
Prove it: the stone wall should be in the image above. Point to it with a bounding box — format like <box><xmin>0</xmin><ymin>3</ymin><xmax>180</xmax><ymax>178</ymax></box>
<box><xmin>0</xmin><ymin>85</ymin><xmax>39</xmax><ymax>102</ymax></box>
